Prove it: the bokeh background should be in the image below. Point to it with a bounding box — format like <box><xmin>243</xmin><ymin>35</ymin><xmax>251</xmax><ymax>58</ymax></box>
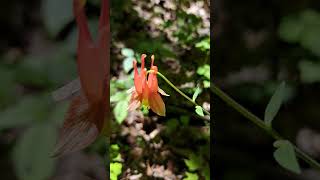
<box><xmin>214</xmin><ymin>0</ymin><xmax>320</xmax><ymax>179</ymax></box>
<box><xmin>0</xmin><ymin>0</ymin><xmax>210</xmax><ymax>179</ymax></box>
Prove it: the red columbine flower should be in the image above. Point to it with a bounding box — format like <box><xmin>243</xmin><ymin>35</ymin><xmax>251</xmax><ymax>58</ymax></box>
<box><xmin>128</xmin><ymin>54</ymin><xmax>169</xmax><ymax>116</ymax></box>
<box><xmin>53</xmin><ymin>0</ymin><xmax>109</xmax><ymax>157</ymax></box>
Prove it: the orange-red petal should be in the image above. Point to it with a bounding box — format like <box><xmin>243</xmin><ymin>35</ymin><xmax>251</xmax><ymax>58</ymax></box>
<box><xmin>148</xmin><ymin>66</ymin><xmax>158</xmax><ymax>93</ymax></box>
<box><xmin>149</xmin><ymin>93</ymin><xmax>166</xmax><ymax>116</ymax></box>
<box><xmin>133</xmin><ymin>60</ymin><xmax>143</xmax><ymax>94</ymax></box>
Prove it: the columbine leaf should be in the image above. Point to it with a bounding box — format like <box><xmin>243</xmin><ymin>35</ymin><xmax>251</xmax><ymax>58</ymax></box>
<box><xmin>203</xmin><ymin>80</ymin><xmax>210</xmax><ymax>88</ymax></box>
<box><xmin>184</xmin><ymin>153</ymin><xmax>202</xmax><ymax>171</ymax></box>
<box><xmin>273</xmin><ymin>140</ymin><xmax>301</xmax><ymax>174</ymax></box>
<box><xmin>264</xmin><ymin>82</ymin><xmax>286</xmax><ymax>127</ymax></box>
<box><xmin>110</xmin><ymin>92</ymin><xmax>128</xmax><ymax>103</ymax></box>
<box><xmin>197</xmin><ymin>65</ymin><xmax>210</xmax><ymax>80</ymax></box>
<box><xmin>110</xmin><ymin>162</ymin><xmax>122</xmax><ymax>180</ymax></box>
<box><xmin>195</xmin><ymin>106</ymin><xmax>204</xmax><ymax>116</ymax></box>
<box><xmin>183</xmin><ymin>172</ymin><xmax>199</xmax><ymax>180</ymax></box>
<box><xmin>114</xmin><ymin>100</ymin><xmax>128</xmax><ymax>124</ymax></box>
<box><xmin>121</xmin><ymin>48</ymin><xmax>134</xmax><ymax>57</ymax></box>
<box><xmin>195</xmin><ymin>37</ymin><xmax>210</xmax><ymax>52</ymax></box>
<box><xmin>123</xmin><ymin>57</ymin><xmax>134</xmax><ymax>73</ymax></box>
<box><xmin>192</xmin><ymin>87</ymin><xmax>201</xmax><ymax>102</ymax></box>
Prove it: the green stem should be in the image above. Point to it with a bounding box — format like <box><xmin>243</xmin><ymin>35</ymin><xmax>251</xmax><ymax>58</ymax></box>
<box><xmin>211</xmin><ymin>84</ymin><xmax>320</xmax><ymax>171</ymax></box>
<box><xmin>155</xmin><ymin>71</ymin><xmax>210</xmax><ymax>116</ymax></box>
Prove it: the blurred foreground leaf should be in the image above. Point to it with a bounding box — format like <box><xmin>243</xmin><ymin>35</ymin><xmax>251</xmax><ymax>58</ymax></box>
<box><xmin>0</xmin><ymin>95</ymin><xmax>50</xmax><ymax>130</ymax></box>
<box><xmin>0</xmin><ymin>67</ymin><xmax>16</xmax><ymax>107</ymax></box>
<box><xmin>278</xmin><ymin>15</ymin><xmax>303</xmax><ymax>43</ymax></box>
<box><xmin>279</xmin><ymin>10</ymin><xmax>320</xmax><ymax>56</ymax></box>
<box><xmin>43</xmin><ymin>0</ymin><xmax>73</xmax><ymax>37</ymax></box>
<box><xmin>13</xmin><ymin>122</ymin><xmax>57</xmax><ymax>180</ymax></box>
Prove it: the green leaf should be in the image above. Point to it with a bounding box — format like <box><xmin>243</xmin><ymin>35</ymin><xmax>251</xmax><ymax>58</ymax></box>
<box><xmin>300</xmin><ymin>25</ymin><xmax>320</xmax><ymax>57</ymax></box>
<box><xmin>203</xmin><ymin>80</ymin><xmax>210</xmax><ymax>88</ymax></box>
<box><xmin>110</xmin><ymin>91</ymin><xmax>128</xmax><ymax>103</ymax></box>
<box><xmin>192</xmin><ymin>87</ymin><xmax>201</xmax><ymax>102</ymax></box>
<box><xmin>299</xmin><ymin>60</ymin><xmax>320</xmax><ymax>83</ymax></box>
<box><xmin>0</xmin><ymin>67</ymin><xmax>16</xmax><ymax>107</ymax></box>
<box><xmin>122</xmin><ymin>57</ymin><xmax>134</xmax><ymax>73</ymax></box>
<box><xmin>43</xmin><ymin>0</ymin><xmax>73</xmax><ymax>37</ymax></box>
<box><xmin>121</xmin><ymin>48</ymin><xmax>134</xmax><ymax>57</ymax></box>
<box><xmin>264</xmin><ymin>82</ymin><xmax>286</xmax><ymax>127</ymax></box>
<box><xmin>184</xmin><ymin>153</ymin><xmax>202</xmax><ymax>171</ymax></box>
<box><xmin>110</xmin><ymin>162</ymin><xmax>122</xmax><ymax>180</ymax></box>
<box><xmin>300</xmin><ymin>9</ymin><xmax>320</xmax><ymax>25</ymax></box>
<box><xmin>13</xmin><ymin>122</ymin><xmax>57</xmax><ymax>180</ymax></box>
<box><xmin>111</xmin><ymin>144</ymin><xmax>120</xmax><ymax>152</ymax></box>
<box><xmin>114</xmin><ymin>100</ymin><xmax>128</xmax><ymax>124</ymax></box>
<box><xmin>0</xmin><ymin>96</ymin><xmax>51</xmax><ymax>130</ymax></box>
<box><xmin>195</xmin><ymin>106</ymin><xmax>204</xmax><ymax>116</ymax></box>
<box><xmin>183</xmin><ymin>172</ymin><xmax>199</xmax><ymax>180</ymax></box>
<box><xmin>110</xmin><ymin>144</ymin><xmax>122</xmax><ymax>161</ymax></box>
<box><xmin>273</xmin><ymin>140</ymin><xmax>301</xmax><ymax>174</ymax></box>
<box><xmin>46</xmin><ymin>56</ymin><xmax>77</xmax><ymax>86</ymax></box>
<box><xmin>195</xmin><ymin>37</ymin><xmax>210</xmax><ymax>52</ymax></box>
<box><xmin>298</xmin><ymin>10</ymin><xmax>320</xmax><ymax>57</ymax></box>
<box><xmin>16</xmin><ymin>56</ymin><xmax>50</xmax><ymax>87</ymax></box>
<box><xmin>202</xmin><ymin>166</ymin><xmax>210</xmax><ymax>180</ymax></box>
<box><xmin>47</xmin><ymin>102</ymin><xmax>68</xmax><ymax>125</ymax></box>
<box><xmin>278</xmin><ymin>16</ymin><xmax>303</xmax><ymax>43</ymax></box>
<box><xmin>197</xmin><ymin>65</ymin><xmax>210</xmax><ymax>80</ymax></box>
<box><xmin>113</xmin><ymin>154</ymin><xmax>122</xmax><ymax>161</ymax></box>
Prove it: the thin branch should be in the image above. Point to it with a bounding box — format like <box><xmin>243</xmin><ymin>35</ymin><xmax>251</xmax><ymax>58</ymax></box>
<box><xmin>211</xmin><ymin>84</ymin><xmax>320</xmax><ymax>171</ymax></box>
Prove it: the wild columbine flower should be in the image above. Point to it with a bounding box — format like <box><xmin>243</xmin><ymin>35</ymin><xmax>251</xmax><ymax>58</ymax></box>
<box><xmin>53</xmin><ymin>0</ymin><xmax>109</xmax><ymax>157</ymax></box>
<box><xmin>128</xmin><ymin>54</ymin><xmax>169</xmax><ymax>116</ymax></box>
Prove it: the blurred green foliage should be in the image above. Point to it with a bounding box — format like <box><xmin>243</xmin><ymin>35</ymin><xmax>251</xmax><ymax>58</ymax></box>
<box><xmin>110</xmin><ymin>144</ymin><xmax>122</xmax><ymax>180</ymax></box>
<box><xmin>279</xmin><ymin>9</ymin><xmax>320</xmax><ymax>83</ymax></box>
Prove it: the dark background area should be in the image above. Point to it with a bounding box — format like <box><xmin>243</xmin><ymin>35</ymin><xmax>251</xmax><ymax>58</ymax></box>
<box><xmin>213</xmin><ymin>0</ymin><xmax>320</xmax><ymax>179</ymax></box>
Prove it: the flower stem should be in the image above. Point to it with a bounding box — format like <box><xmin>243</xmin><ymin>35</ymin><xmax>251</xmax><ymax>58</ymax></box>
<box><xmin>155</xmin><ymin>71</ymin><xmax>210</xmax><ymax>116</ymax></box>
<box><xmin>211</xmin><ymin>83</ymin><xmax>320</xmax><ymax>171</ymax></box>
